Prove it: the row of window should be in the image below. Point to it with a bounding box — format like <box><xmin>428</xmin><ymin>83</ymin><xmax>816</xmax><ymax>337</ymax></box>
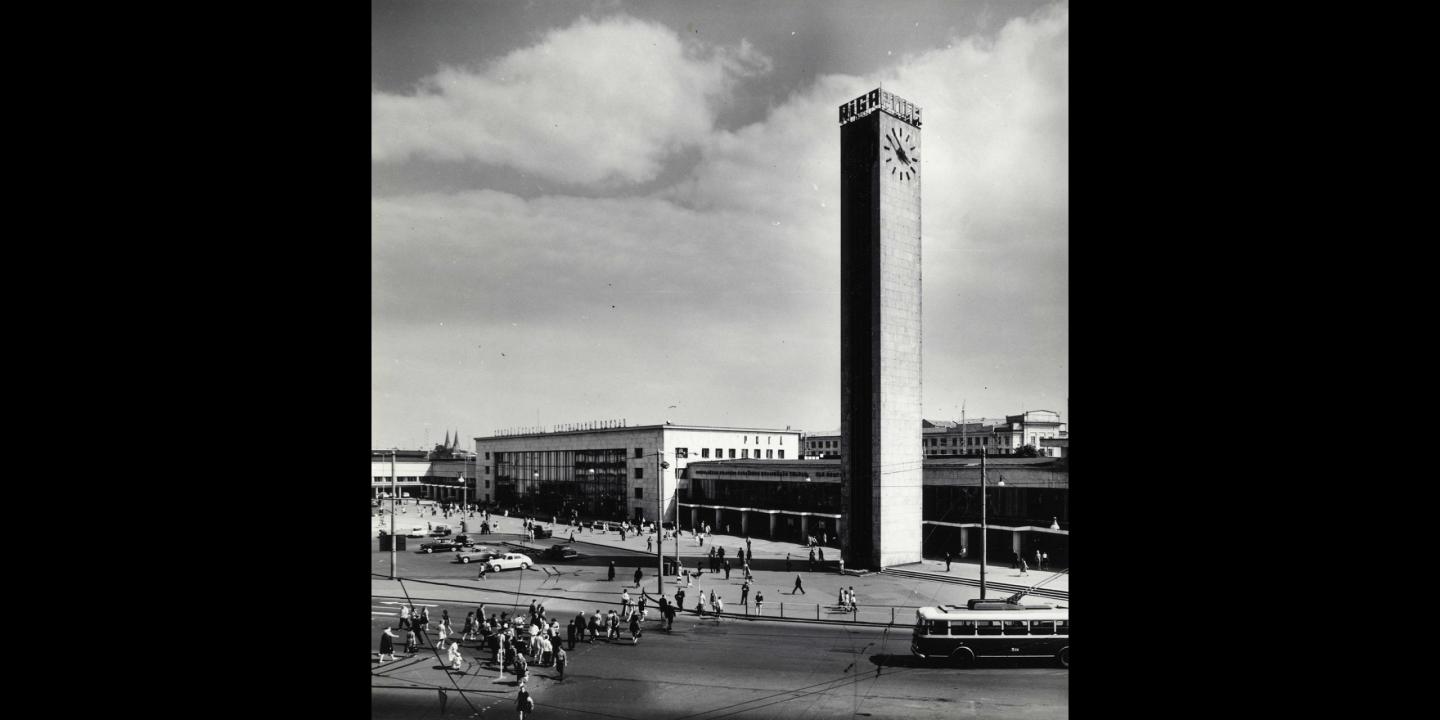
<box><xmin>922</xmin><ymin>619</ymin><xmax>1070</xmax><ymax>636</ymax></box>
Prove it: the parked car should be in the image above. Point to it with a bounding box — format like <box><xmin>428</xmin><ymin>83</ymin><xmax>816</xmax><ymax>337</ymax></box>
<box><xmin>484</xmin><ymin>553</ymin><xmax>533</xmax><ymax>572</ymax></box>
<box><xmin>429</xmin><ymin>524</ymin><xmax>453</xmax><ymax>536</ymax></box>
<box><xmin>541</xmin><ymin>545</ymin><xmax>580</xmax><ymax>561</ymax></box>
<box><xmin>532</xmin><ymin>525</ymin><xmax>553</xmax><ymax>539</ymax></box>
<box><xmin>455</xmin><ymin>546</ymin><xmax>502</xmax><ymax>564</ymax></box>
<box><xmin>406</xmin><ymin>526</ymin><xmax>427</xmax><ymax>537</ymax></box>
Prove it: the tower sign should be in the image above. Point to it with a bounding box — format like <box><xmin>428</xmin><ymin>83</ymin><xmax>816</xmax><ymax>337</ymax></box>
<box><xmin>838</xmin><ymin>88</ymin><xmax>924</xmax><ymax>569</ymax></box>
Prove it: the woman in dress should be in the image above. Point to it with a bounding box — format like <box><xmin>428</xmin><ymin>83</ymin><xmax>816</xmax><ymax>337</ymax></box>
<box><xmin>629</xmin><ymin>611</ymin><xmax>642</xmax><ymax>644</ymax></box>
<box><xmin>516</xmin><ymin>684</ymin><xmax>535</xmax><ymax>720</ymax></box>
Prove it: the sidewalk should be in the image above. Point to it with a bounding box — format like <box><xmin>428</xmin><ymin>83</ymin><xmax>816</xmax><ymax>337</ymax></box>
<box><xmin>372</xmin><ymin>510</ymin><xmax>1066</xmax><ymax>629</ymax></box>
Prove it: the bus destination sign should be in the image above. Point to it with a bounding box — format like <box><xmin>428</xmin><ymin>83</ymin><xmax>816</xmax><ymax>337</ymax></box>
<box><xmin>838</xmin><ymin>88</ymin><xmax>921</xmax><ymax>127</ymax></box>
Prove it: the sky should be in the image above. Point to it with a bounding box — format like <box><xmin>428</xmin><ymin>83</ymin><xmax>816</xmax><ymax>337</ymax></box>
<box><xmin>372</xmin><ymin>0</ymin><xmax>1068</xmax><ymax>449</ymax></box>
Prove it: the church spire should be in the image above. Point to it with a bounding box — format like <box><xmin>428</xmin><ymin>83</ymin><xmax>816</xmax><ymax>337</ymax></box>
<box><xmin>442</xmin><ymin>429</ymin><xmax>450</xmax><ymax>448</ymax></box>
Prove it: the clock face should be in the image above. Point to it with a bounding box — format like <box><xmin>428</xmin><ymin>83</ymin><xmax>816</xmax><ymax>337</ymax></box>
<box><xmin>883</xmin><ymin>126</ymin><xmax>919</xmax><ymax>181</ymax></box>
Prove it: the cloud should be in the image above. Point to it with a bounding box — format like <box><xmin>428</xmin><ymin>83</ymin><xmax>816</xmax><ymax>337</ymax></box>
<box><xmin>372</xmin><ymin>15</ymin><xmax>771</xmax><ymax>185</ymax></box>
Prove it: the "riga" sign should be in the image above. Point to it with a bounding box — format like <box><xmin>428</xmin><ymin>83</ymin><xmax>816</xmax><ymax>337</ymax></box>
<box><xmin>838</xmin><ymin>88</ymin><xmax>922</xmax><ymax>127</ymax></box>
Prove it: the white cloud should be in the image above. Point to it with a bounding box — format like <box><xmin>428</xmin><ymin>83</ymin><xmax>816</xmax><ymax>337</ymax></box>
<box><xmin>372</xmin><ymin>15</ymin><xmax>771</xmax><ymax>185</ymax></box>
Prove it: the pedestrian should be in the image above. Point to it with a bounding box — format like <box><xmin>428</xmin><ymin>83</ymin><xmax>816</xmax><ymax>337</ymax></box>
<box><xmin>1019</xmin><ymin>556</ymin><xmax>1029</xmax><ymax>576</ymax></box>
<box><xmin>1035</xmin><ymin>548</ymin><xmax>1043</xmax><ymax>571</ymax></box>
<box><xmin>786</xmin><ymin>553</ymin><xmax>792</xmax><ymax>572</ymax></box>
<box><xmin>479</xmin><ymin>563</ymin><xmax>489</xmax><ymax>580</ymax></box>
<box><xmin>638</xmin><ymin>595</ymin><xmax>649</xmax><ymax>622</ymax></box>
<box><xmin>420</xmin><ymin>607</ymin><xmax>431</xmax><ymax>631</ymax></box>
<box><xmin>438</xmin><ymin>617</ymin><xmax>451</xmax><ymax>644</ymax></box>
<box><xmin>621</xmin><ymin>588</ymin><xmax>631</xmax><ymax>617</ymax></box>
<box><xmin>537</xmin><ymin>633</ymin><xmax>552</xmax><ymax>667</ymax></box>
<box><xmin>745</xmin><ymin>535</ymin><xmax>752</xmax><ymax>557</ymax></box>
<box><xmin>793</xmin><ymin>574</ymin><xmax>806</xmax><ymax>594</ymax></box>
<box><xmin>723</xmin><ymin>559</ymin><xmax>731</xmax><ymax>580</ymax></box>
<box><xmin>629</xmin><ymin>611</ymin><xmax>642</xmax><ymax>644</ymax></box>
<box><xmin>740</xmin><ymin>580</ymin><xmax>750</xmax><ymax>606</ymax></box>
<box><xmin>675</xmin><ymin>588</ymin><xmax>686</xmax><ymax>616</ymax></box>
<box><xmin>554</xmin><ymin>645</ymin><xmax>567</xmax><ymax>680</ymax></box>
<box><xmin>399</xmin><ymin>605</ymin><xmax>412</xmax><ymax>631</ymax></box>
<box><xmin>514</xmin><ymin>648</ymin><xmax>529</xmax><ymax>682</ymax></box>
<box><xmin>737</xmin><ymin>547</ymin><xmax>745</xmax><ymax>565</ymax></box>
<box><xmin>566</xmin><ymin>618</ymin><xmax>577</xmax><ymax>651</ymax></box>
<box><xmin>405</xmin><ymin>626</ymin><xmax>420</xmax><ymax>654</ymax></box>
<box><xmin>608</xmin><ymin>610</ymin><xmax>621</xmax><ymax>640</ymax></box>
<box><xmin>838</xmin><ymin>557</ymin><xmax>845</xmax><ymax>575</ymax></box>
<box><xmin>1050</xmin><ymin>516</ymin><xmax>1060</xmax><ymax>530</ymax></box>
<box><xmin>1042</xmin><ymin>551</ymin><xmax>1049</xmax><ymax>570</ymax></box>
<box><xmin>695</xmin><ymin>595</ymin><xmax>704</xmax><ymax>616</ymax></box>
<box><xmin>608</xmin><ymin>560</ymin><xmax>616</xmax><ymax>581</ymax></box>
<box><xmin>634</xmin><ymin>567</ymin><xmax>643</xmax><ymax>588</ymax></box>
<box><xmin>379</xmin><ymin>627</ymin><xmax>398</xmax><ymax>662</ymax></box>
<box><xmin>818</xmin><ymin>547</ymin><xmax>825</xmax><ymax>563</ymax></box>
<box><xmin>588</xmin><ymin>610</ymin><xmax>601</xmax><ymax>643</ymax></box>
<box><xmin>945</xmin><ymin>551</ymin><xmax>952</xmax><ymax>572</ymax></box>
<box><xmin>839</xmin><ymin>586</ymin><xmax>848</xmax><ymax>608</ymax></box>
<box><xmin>699</xmin><ymin>534</ymin><xmax>704</xmax><ymax>547</ymax></box>
<box><xmin>808</xmin><ymin>547</ymin><xmax>816</xmax><ymax>571</ymax></box>
<box><xmin>714</xmin><ymin>594</ymin><xmax>724</xmax><ymax>619</ymax></box>
<box><xmin>755</xmin><ymin>591</ymin><xmax>764</xmax><ymax>615</ymax></box>
<box><xmin>517</xmin><ymin>684</ymin><xmax>536</xmax><ymax>720</ymax></box>
<box><xmin>646</xmin><ymin>535</ymin><xmax>653</xmax><ymax>553</ymax></box>
<box><xmin>664</xmin><ymin>597</ymin><xmax>676</xmax><ymax>630</ymax></box>
<box><xmin>848</xmin><ymin>586</ymin><xmax>858</xmax><ymax>612</ymax></box>
<box><xmin>447</xmin><ymin>639</ymin><xmax>465</xmax><ymax>672</ymax></box>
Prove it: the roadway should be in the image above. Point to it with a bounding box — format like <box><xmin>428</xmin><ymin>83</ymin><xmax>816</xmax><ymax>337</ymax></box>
<box><xmin>372</xmin><ymin>513</ymin><xmax>1066</xmax><ymax>718</ymax></box>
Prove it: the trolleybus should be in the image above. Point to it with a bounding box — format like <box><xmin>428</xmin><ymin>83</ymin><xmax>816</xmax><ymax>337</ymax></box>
<box><xmin>911</xmin><ymin>598</ymin><xmax>1069</xmax><ymax>667</ymax></box>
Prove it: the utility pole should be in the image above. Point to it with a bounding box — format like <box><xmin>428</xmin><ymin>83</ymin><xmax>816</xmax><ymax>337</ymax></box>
<box><xmin>979</xmin><ymin>447</ymin><xmax>986</xmax><ymax>599</ymax></box>
<box><xmin>390</xmin><ymin>449</ymin><xmax>398</xmax><ymax>580</ymax></box>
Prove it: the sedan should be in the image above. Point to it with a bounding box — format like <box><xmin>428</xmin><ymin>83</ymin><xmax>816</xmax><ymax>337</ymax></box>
<box><xmin>542</xmin><ymin>545</ymin><xmax>580</xmax><ymax>561</ymax></box>
<box><xmin>455</xmin><ymin>547</ymin><xmax>502</xmax><ymax>564</ymax></box>
<box><xmin>419</xmin><ymin>538</ymin><xmax>469</xmax><ymax>553</ymax></box>
<box><xmin>483</xmin><ymin>553</ymin><xmax>533</xmax><ymax>572</ymax></box>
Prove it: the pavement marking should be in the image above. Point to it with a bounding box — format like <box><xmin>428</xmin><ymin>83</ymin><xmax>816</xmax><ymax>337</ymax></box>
<box><xmin>378</xmin><ymin>601</ymin><xmax>440</xmax><ymax>607</ymax></box>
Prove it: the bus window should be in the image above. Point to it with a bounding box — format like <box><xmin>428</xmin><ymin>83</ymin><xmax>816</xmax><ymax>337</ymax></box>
<box><xmin>1056</xmin><ymin>619</ymin><xmax>1069</xmax><ymax>635</ymax></box>
<box><xmin>1030</xmin><ymin>619</ymin><xmax>1055</xmax><ymax>635</ymax></box>
<box><xmin>926</xmin><ymin>620</ymin><xmax>948</xmax><ymax>635</ymax></box>
<box><xmin>977</xmin><ymin>620</ymin><xmax>1003</xmax><ymax>636</ymax></box>
<box><xmin>950</xmin><ymin>620</ymin><xmax>976</xmax><ymax>636</ymax></box>
<box><xmin>1003</xmin><ymin>620</ymin><xmax>1029</xmax><ymax>635</ymax></box>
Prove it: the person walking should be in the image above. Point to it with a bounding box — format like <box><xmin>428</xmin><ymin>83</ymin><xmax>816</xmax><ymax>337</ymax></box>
<box><xmin>945</xmin><ymin>551</ymin><xmax>952</xmax><ymax>572</ymax></box>
<box><xmin>848</xmin><ymin>586</ymin><xmax>858</xmax><ymax>613</ymax></box>
<box><xmin>646</xmin><ymin>535</ymin><xmax>653</xmax><ymax>553</ymax></box>
<box><xmin>1019</xmin><ymin>555</ymin><xmax>1029</xmax><ymax>576</ymax></box>
<box><xmin>818</xmin><ymin>547</ymin><xmax>825</xmax><ymax>563</ymax></box>
<box><xmin>629</xmin><ymin>611</ymin><xmax>642</xmax><ymax>644</ymax></box>
<box><xmin>723</xmin><ymin>559</ymin><xmax>731</xmax><ymax>580</ymax></box>
<box><xmin>793</xmin><ymin>574</ymin><xmax>806</xmax><ymax>594</ymax></box>
<box><xmin>755</xmin><ymin>590</ymin><xmax>764</xmax><ymax>616</ymax></box>
<box><xmin>786</xmin><ymin>553</ymin><xmax>792</xmax><ymax>572</ymax></box>
<box><xmin>514</xmin><ymin>648</ymin><xmax>529</xmax><ymax>683</ymax></box>
<box><xmin>379</xmin><ymin>627</ymin><xmax>398</xmax><ymax>662</ymax></box>
<box><xmin>620</xmin><ymin>588</ymin><xmax>632</xmax><ymax>618</ymax></box>
<box><xmin>399</xmin><ymin>605</ymin><xmax>412</xmax><ymax>631</ymax></box>
<box><xmin>740</xmin><ymin>580</ymin><xmax>750</xmax><ymax>607</ymax></box>
<box><xmin>447</xmin><ymin>639</ymin><xmax>465</xmax><ymax>672</ymax></box>
<box><xmin>554</xmin><ymin>645</ymin><xmax>567</xmax><ymax>680</ymax></box>
<box><xmin>674</xmin><ymin>588</ymin><xmax>686</xmax><ymax>618</ymax></box>
<box><xmin>663</xmin><ymin>596</ymin><xmax>676</xmax><ymax>631</ymax></box>
<box><xmin>713</xmin><ymin>594</ymin><xmax>724</xmax><ymax>620</ymax></box>
<box><xmin>566</xmin><ymin>617</ymin><xmax>577</xmax><ymax>651</ymax></box>
<box><xmin>587</xmin><ymin>610</ymin><xmax>600</xmax><ymax>643</ymax></box>
<box><xmin>516</xmin><ymin>684</ymin><xmax>535</xmax><ymax>720</ymax></box>
<box><xmin>608</xmin><ymin>561</ymin><xmax>616</xmax><ymax>581</ymax></box>
<box><xmin>745</xmin><ymin>536</ymin><xmax>752</xmax><ymax>559</ymax></box>
<box><xmin>634</xmin><ymin>566</ymin><xmax>643</xmax><ymax>588</ymax></box>
<box><xmin>437</xmin><ymin>617</ymin><xmax>452</xmax><ymax>644</ymax></box>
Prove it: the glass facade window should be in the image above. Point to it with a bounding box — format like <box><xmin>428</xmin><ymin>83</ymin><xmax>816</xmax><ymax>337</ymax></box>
<box><xmin>766</xmin><ymin>449</ymin><xmax>773</xmax><ymax>459</ymax></box>
<box><xmin>778</xmin><ymin>450</ymin><xmax>784</xmax><ymax>459</ymax></box>
<box><xmin>494</xmin><ymin>448</ymin><xmax>629</xmax><ymax>519</ymax></box>
<box><xmin>701</xmin><ymin>448</ymin><xmax>710</xmax><ymax>458</ymax></box>
<box><xmin>729</xmin><ymin>449</ymin><xmax>736</xmax><ymax>459</ymax></box>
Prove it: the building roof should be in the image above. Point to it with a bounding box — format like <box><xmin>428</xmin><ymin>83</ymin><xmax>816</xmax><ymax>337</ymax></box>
<box><xmin>481</xmin><ymin>423</ymin><xmax>802</xmax><ymax>440</ymax></box>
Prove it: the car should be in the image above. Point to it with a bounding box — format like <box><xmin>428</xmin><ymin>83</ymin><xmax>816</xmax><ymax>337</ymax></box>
<box><xmin>406</xmin><ymin>526</ymin><xmax>427</xmax><ymax>537</ymax></box>
<box><xmin>429</xmin><ymin>524</ymin><xmax>453</xmax><ymax>536</ymax></box>
<box><xmin>483</xmin><ymin>553</ymin><xmax>533</xmax><ymax>572</ymax></box>
<box><xmin>419</xmin><ymin>538</ymin><xmax>466</xmax><ymax>553</ymax></box>
<box><xmin>455</xmin><ymin>546</ymin><xmax>502</xmax><ymax>564</ymax></box>
<box><xmin>541</xmin><ymin>545</ymin><xmax>580</xmax><ymax>561</ymax></box>
<box><xmin>532</xmin><ymin>525</ymin><xmax>553</xmax><ymax>539</ymax></box>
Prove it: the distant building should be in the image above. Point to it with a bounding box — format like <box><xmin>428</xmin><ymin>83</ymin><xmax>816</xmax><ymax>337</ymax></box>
<box><xmin>803</xmin><ymin>411</ymin><xmax>1068</xmax><ymax>459</ymax></box>
<box><xmin>371</xmin><ymin>430</ymin><xmax>477</xmax><ymax>503</ymax></box>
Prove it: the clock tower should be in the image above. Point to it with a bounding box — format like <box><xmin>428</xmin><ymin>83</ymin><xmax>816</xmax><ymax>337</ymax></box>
<box><xmin>838</xmin><ymin>88</ymin><xmax>923</xmax><ymax>570</ymax></box>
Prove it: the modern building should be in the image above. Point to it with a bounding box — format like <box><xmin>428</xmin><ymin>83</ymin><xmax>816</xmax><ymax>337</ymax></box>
<box><xmin>472</xmin><ymin>424</ymin><xmax>802</xmax><ymax>525</ymax></box>
<box><xmin>682</xmin><ymin>455</ymin><xmax>1068</xmax><ymax>567</ymax></box>
<box><xmin>838</xmin><ymin>86</ymin><xmax>926</xmax><ymax>570</ymax></box>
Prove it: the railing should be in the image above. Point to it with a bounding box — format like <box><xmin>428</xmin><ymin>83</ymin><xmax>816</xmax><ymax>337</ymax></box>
<box><xmin>686</xmin><ymin>601</ymin><xmax>916</xmax><ymax>626</ymax></box>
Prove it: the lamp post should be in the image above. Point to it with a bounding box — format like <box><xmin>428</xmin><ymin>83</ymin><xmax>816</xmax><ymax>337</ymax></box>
<box><xmin>656</xmin><ymin>451</ymin><xmax>669</xmax><ymax>597</ymax></box>
<box><xmin>390</xmin><ymin>449</ymin><xmax>398</xmax><ymax>580</ymax></box>
<box><xmin>978</xmin><ymin>448</ymin><xmax>1004</xmax><ymax>599</ymax></box>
